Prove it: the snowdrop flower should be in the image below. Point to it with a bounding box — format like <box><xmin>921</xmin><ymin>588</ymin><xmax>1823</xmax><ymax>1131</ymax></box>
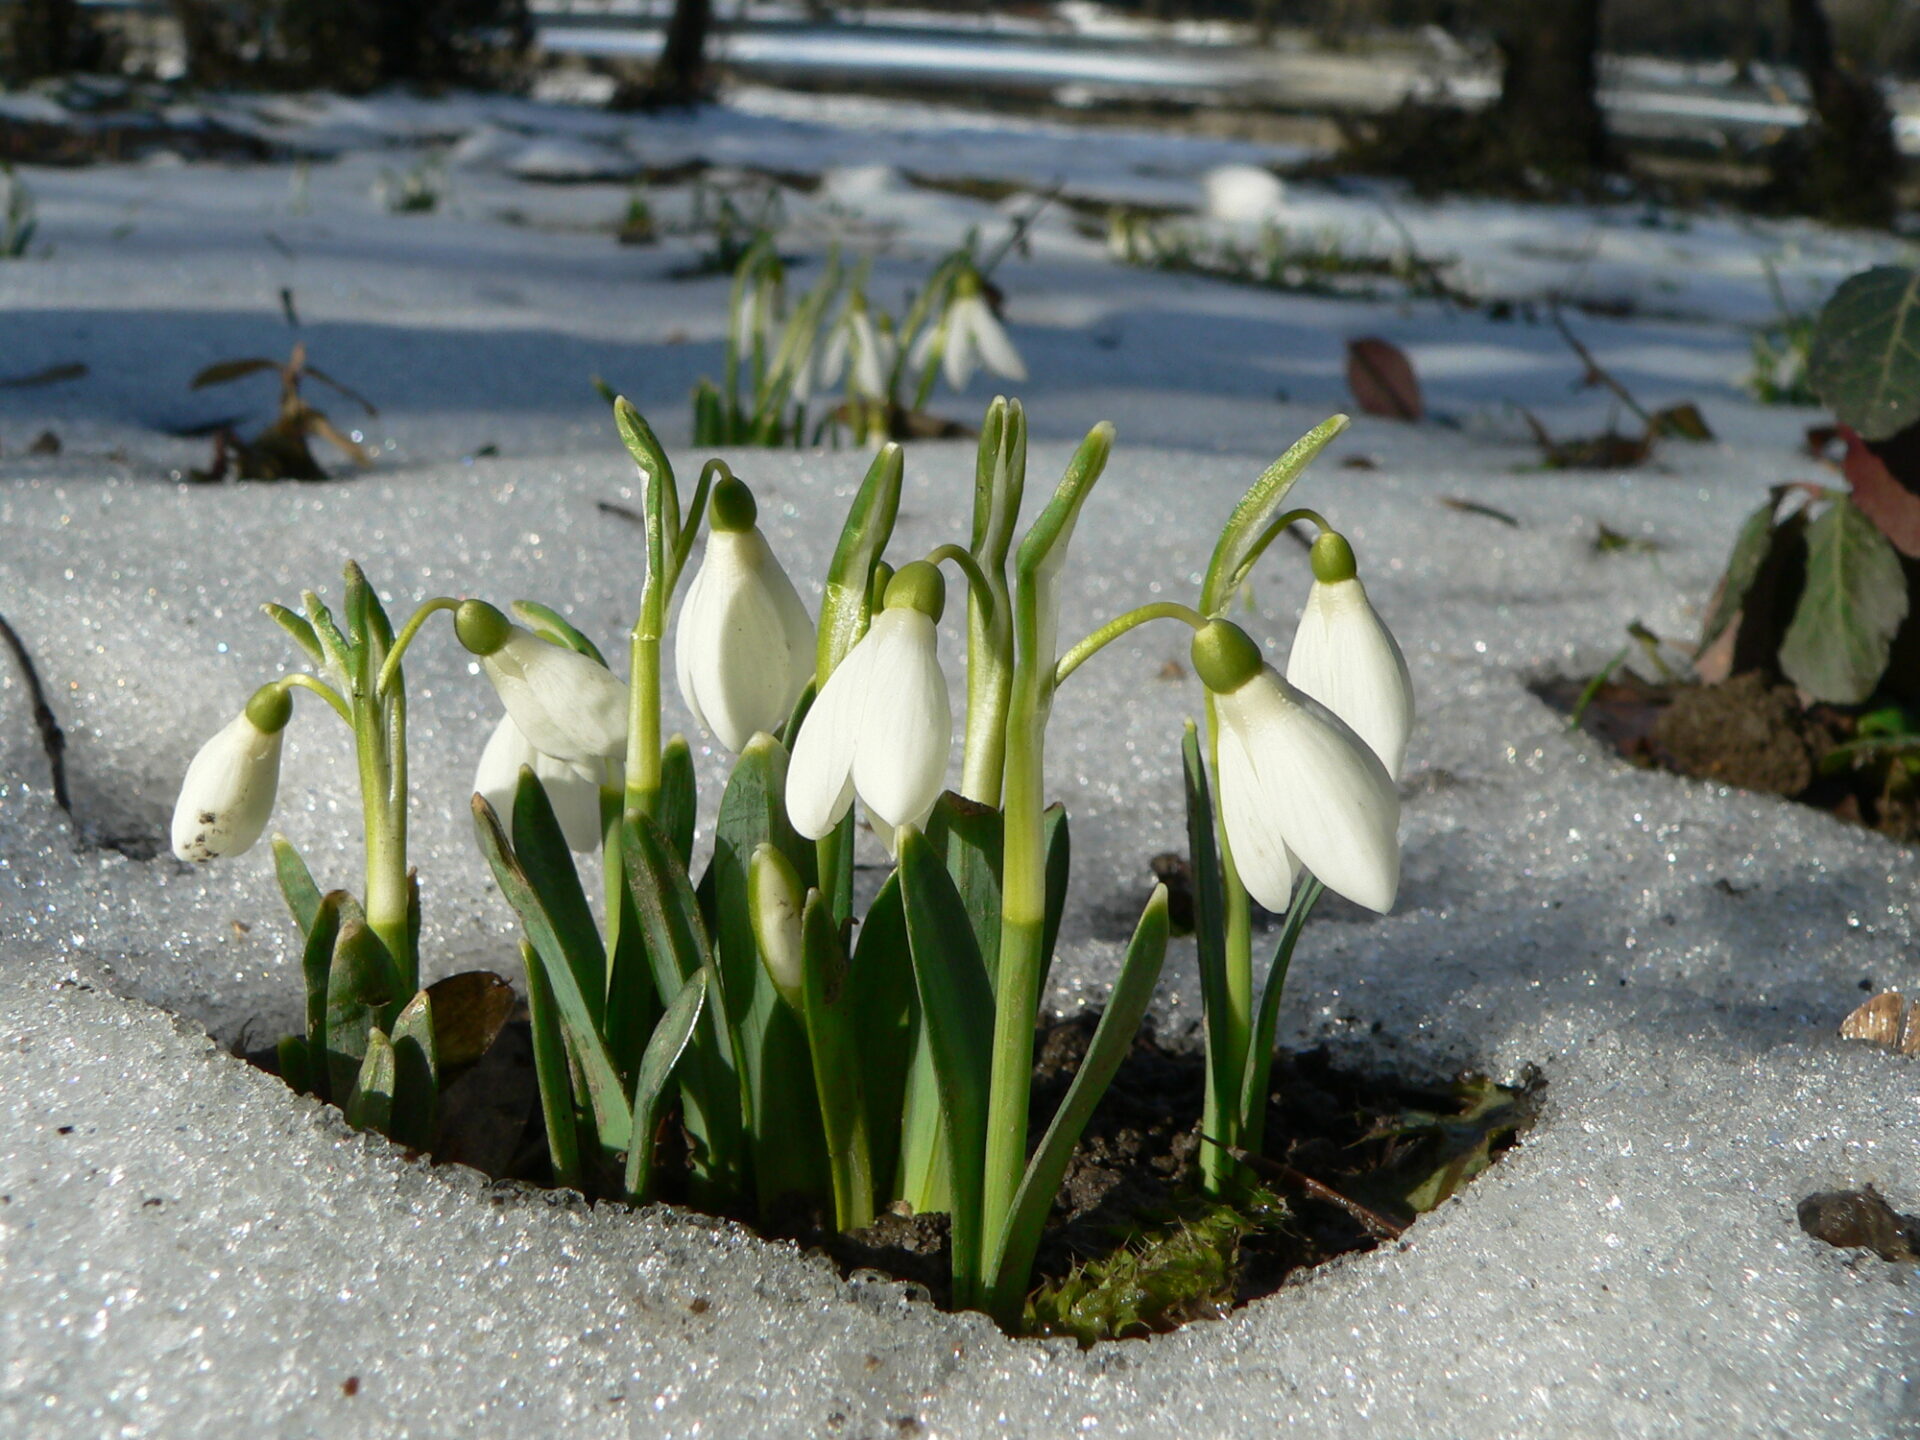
<box><xmin>454</xmin><ymin>600</ymin><xmax>629</xmax><ymax>764</ymax></box>
<box><xmin>676</xmin><ymin>475</ymin><xmax>816</xmax><ymax>753</ymax></box>
<box><xmin>171</xmin><ymin>681</ymin><xmax>292</xmax><ymax>862</ymax></box>
<box><xmin>1192</xmin><ymin>619</ymin><xmax>1400</xmax><ymax>915</ymax></box>
<box><xmin>1285</xmin><ymin>532</ymin><xmax>1414</xmax><ymax>777</ymax></box>
<box><xmin>818</xmin><ymin>295</ymin><xmax>896</xmax><ymax>400</ymax></box>
<box><xmin>787</xmin><ymin>560</ymin><xmax>951</xmax><ymax>841</ymax></box>
<box><xmin>910</xmin><ymin>267</ymin><xmax>1026</xmax><ymax>393</ymax></box>
<box><xmin>473</xmin><ymin>712</ymin><xmax>609</xmax><ymax>853</ymax></box>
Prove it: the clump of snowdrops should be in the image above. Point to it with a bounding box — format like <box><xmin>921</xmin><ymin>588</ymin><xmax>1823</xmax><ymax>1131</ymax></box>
<box><xmin>693</xmin><ymin>236</ymin><xmax>1026</xmax><ymax>448</ymax></box>
<box><xmin>172</xmin><ymin>397</ymin><xmax>1410</xmax><ymax>1328</ymax></box>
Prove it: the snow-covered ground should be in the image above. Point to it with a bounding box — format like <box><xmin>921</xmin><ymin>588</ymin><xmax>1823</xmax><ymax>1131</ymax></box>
<box><xmin>3</xmin><ymin>87</ymin><xmax>1920</xmax><ymax>1439</ymax></box>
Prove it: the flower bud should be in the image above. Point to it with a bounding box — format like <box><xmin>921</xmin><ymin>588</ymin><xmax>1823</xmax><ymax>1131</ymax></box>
<box><xmin>170</xmin><ymin>682</ymin><xmax>291</xmax><ymax>862</ymax></box>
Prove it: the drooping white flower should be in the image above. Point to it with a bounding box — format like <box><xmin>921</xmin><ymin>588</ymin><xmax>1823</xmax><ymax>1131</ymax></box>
<box><xmin>819</xmin><ymin>302</ymin><xmax>896</xmax><ymax>400</ymax></box>
<box><xmin>473</xmin><ymin>712</ymin><xmax>609</xmax><ymax>853</ymax></box>
<box><xmin>171</xmin><ymin>682</ymin><xmax>292</xmax><ymax>862</ymax></box>
<box><xmin>909</xmin><ymin>270</ymin><xmax>1026</xmax><ymax>393</ymax></box>
<box><xmin>1194</xmin><ymin>620</ymin><xmax>1400</xmax><ymax>915</ymax></box>
<box><xmin>1286</xmin><ymin>532</ymin><xmax>1414</xmax><ymax>777</ymax></box>
<box><xmin>455</xmin><ymin>601</ymin><xmax>629</xmax><ymax>764</ymax></box>
<box><xmin>675</xmin><ymin>475</ymin><xmax>816</xmax><ymax>753</ymax></box>
<box><xmin>787</xmin><ymin>561</ymin><xmax>952</xmax><ymax>841</ymax></box>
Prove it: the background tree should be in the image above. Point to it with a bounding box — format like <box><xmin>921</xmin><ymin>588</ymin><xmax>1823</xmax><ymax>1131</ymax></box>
<box><xmin>1768</xmin><ymin>0</ymin><xmax>1901</xmax><ymax>226</ymax></box>
<box><xmin>4</xmin><ymin>0</ymin><xmax>104</xmax><ymax>82</ymax></box>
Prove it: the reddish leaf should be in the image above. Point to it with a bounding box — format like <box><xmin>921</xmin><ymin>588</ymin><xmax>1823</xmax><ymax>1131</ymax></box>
<box><xmin>1841</xmin><ymin>425</ymin><xmax>1920</xmax><ymax>557</ymax></box>
<box><xmin>1345</xmin><ymin>337</ymin><xmax>1422</xmax><ymax>423</ymax></box>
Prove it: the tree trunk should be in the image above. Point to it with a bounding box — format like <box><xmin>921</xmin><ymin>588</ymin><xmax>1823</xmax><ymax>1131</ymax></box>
<box><xmin>1486</xmin><ymin>0</ymin><xmax>1608</xmax><ymax>178</ymax></box>
<box><xmin>1779</xmin><ymin>0</ymin><xmax>1901</xmax><ymax>227</ymax></box>
<box><xmin>5</xmin><ymin>0</ymin><xmax>95</xmax><ymax>81</ymax></box>
<box><xmin>651</xmin><ymin>0</ymin><xmax>714</xmax><ymax>106</ymax></box>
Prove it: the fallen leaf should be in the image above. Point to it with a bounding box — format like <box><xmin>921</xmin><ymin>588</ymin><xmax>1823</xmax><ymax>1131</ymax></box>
<box><xmin>0</xmin><ymin>361</ymin><xmax>87</xmax><ymax>389</ymax></box>
<box><xmin>1439</xmin><ymin>496</ymin><xmax>1519</xmax><ymax>527</ymax></box>
<box><xmin>1840</xmin><ymin>990</ymin><xmax>1920</xmax><ymax>1055</ymax></box>
<box><xmin>1840</xmin><ymin>425</ymin><xmax>1920</xmax><ymax>557</ymax></box>
<box><xmin>1345</xmin><ymin>337</ymin><xmax>1422</xmax><ymax>422</ymax></box>
<box><xmin>1649</xmin><ymin>402</ymin><xmax>1714</xmax><ymax>442</ymax></box>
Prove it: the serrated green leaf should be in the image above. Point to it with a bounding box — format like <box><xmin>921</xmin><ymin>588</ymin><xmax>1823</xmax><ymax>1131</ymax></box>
<box><xmin>344</xmin><ymin>1027</ymin><xmax>396</xmax><ymax>1135</ymax></box>
<box><xmin>1809</xmin><ymin>266</ymin><xmax>1920</xmax><ymax>441</ymax></box>
<box><xmin>898</xmin><ymin>827</ymin><xmax>996</xmax><ymax>1310</ymax></box>
<box><xmin>472</xmin><ymin>794</ymin><xmax>632</xmax><ymax>1152</ymax></box>
<box><xmin>388</xmin><ymin>990</ymin><xmax>438</xmax><ymax>1152</ymax></box>
<box><xmin>1700</xmin><ymin>495</ymin><xmax>1784</xmax><ymax>652</ymax></box>
<box><xmin>990</xmin><ymin>885</ymin><xmax>1169</xmax><ymax>1319</ymax></box>
<box><xmin>625</xmin><ymin>965</ymin><xmax>710</xmax><ymax>1203</ymax></box>
<box><xmin>1780</xmin><ymin>498</ymin><xmax>1910</xmax><ymax>703</ymax></box>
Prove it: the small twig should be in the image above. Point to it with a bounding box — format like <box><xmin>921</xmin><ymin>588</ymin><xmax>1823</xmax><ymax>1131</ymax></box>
<box><xmin>1552</xmin><ymin>308</ymin><xmax>1652</xmax><ymax>428</ymax></box>
<box><xmin>0</xmin><ymin>612</ymin><xmax>71</xmax><ymax>813</ymax></box>
<box><xmin>1203</xmin><ymin>1137</ymin><xmax>1408</xmax><ymax>1240</ymax></box>
<box><xmin>1438</xmin><ymin>496</ymin><xmax>1520</xmax><ymax>528</ymax></box>
<box><xmin>979</xmin><ymin>182</ymin><xmax>1063</xmax><ymax>277</ymax></box>
<box><xmin>596</xmin><ymin>499</ymin><xmax>644</xmax><ymax>526</ymax></box>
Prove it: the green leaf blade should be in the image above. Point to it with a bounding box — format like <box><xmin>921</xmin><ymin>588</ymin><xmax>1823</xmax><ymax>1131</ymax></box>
<box><xmin>1780</xmin><ymin>498</ymin><xmax>1910</xmax><ymax>703</ymax></box>
<box><xmin>1809</xmin><ymin>266</ymin><xmax>1920</xmax><ymax>441</ymax></box>
<box><xmin>626</xmin><ymin>966</ymin><xmax>711</xmax><ymax>1203</ymax></box>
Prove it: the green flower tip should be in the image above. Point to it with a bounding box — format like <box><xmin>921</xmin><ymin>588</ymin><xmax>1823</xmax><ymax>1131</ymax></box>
<box><xmin>884</xmin><ymin>559</ymin><xmax>946</xmax><ymax>623</ymax></box>
<box><xmin>709</xmin><ymin>474</ymin><xmax>759</xmax><ymax>532</ymax></box>
<box><xmin>1190</xmin><ymin>619</ymin><xmax>1263</xmax><ymax>694</ymax></box>
<box><xmin>954</xmin><ymin>265</ymin><xmax>984</xmax><ymax>300</ymax></box>
<box><xmin>1310</xmin><ymin>531</ymin><xmax>1358</xmax><ymax>585</ymax></box>
<box><xmin>453</xmin><ymin>599</ymin><xmax>512</xmax><ymax>656</ymax></box>
<box><xmin>245</xmin><ymin>681</ymin><xmax>293</xmax><ymax>734</ymax></box>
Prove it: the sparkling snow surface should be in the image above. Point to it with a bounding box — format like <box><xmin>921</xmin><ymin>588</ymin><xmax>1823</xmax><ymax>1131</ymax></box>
<box><xmin>3</xmin><ymin>88</ymin><xmax>1919</xmax><ymax>1439</ymax></box>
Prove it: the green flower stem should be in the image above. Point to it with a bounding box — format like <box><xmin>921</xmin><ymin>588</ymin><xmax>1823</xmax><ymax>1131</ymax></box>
<box><xmin>1216</xmin><ymin>507</ymin><xmax>1332</xmax><ymax>610</ymax></box>
<box><xmin>1052</xmin><ymin>602</ymin><xmax>1208</xmax><ymax>689</ymax></box>
<box><xmin>1199</xmin><ymin>692</ymin><xmax>1252</xmax><ymax>1197</ymax></box>
<box><xmin>278</xmin><ymin>672</ymin><xmax>352</xmax><ymax>725</ymax></box>
<box><xmin>356</xmin><ymin>661</ymin><xmax>413</xmax><ymax>991</ymax></box>
<box><xmin>1237</xmin><ymin>877</ymin><xmax>1323</xmax><ymax>1160</ymax></box>
<box><xmin>625</xmin><ymin>465</ymin><xmax>671</xmax><ymax>822</ymax></box>
<box><xmin>923</xmin><ymin>544</ymin><xmax>994</xmax><ymax>623</ymax></box>
<box><xmin>373</xmin><ymin>597</ymin><xmax>460</xmax><ymax>700</ymax></box>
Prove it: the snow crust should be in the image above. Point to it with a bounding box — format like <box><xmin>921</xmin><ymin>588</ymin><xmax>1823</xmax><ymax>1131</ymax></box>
<box><xmin>3</xmin><ymin>86</ymin><xmax>1920</xmax><ymax>1439</ymax></box>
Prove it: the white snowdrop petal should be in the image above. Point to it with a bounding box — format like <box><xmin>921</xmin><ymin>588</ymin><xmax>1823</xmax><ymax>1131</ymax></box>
<box><xmin>474</xmin><ymin>711</ymin><xmax>538</xmax><ymax>821</ymax></box>
<box><xmin>482</xmin><ymin>628</ymin><xmax>629</xmax><ymax>763</ymax></box>
<box><xmin>968</xmin><ymin>300</ymin><xmax>1027</xmax><ymax>382</ymax></box>
<box><xmin>1214</xmin><ymin>713</ymin><xmax>1296</xmax><ymax>913</ymax></box>
<box><xmin>786</xmin><ymin>633</ymin><xmax>875</xmax><ymax>839</ymax></box>
<box><xmin>677</xmin><ymin>529</ymin><xmax>815</xmax><ymax>753</ymax></box>
<box><xmin>170</xmin><ymin>712</ymin><xmax>283</xmax><ymax>862</ymax></box>
<box><xmin>475</xmin><ymin>714</ymin><xmax>605</xmax><ymax>852</ymax></box>
<box><xmin>942</xmin><ymin>306</ymin><xmax>976</xmax><ymax>391</ymax></box>
<box><xmin>850</xmin><ymin>610</ymin><xmax>951</xmax><ymax>832</ymax></box>
<box><xmin>1286</xmin><ymin>577</ymin><xmax>1414</xmax><ymax>776</ymax></box>
<box><xmin>851</xmin><ymin>312</ymin><xmax>890</xmax><ymax>398</ymax></box>
<box><xmin>1227</xmin><ymin>673</ymin><xmax>1401</xmax><ymax>913</ymax></box>
<box><xmin>818</xmin><ymin>323</ymin><xmax>851</xmax><ymax>390</ymax></box>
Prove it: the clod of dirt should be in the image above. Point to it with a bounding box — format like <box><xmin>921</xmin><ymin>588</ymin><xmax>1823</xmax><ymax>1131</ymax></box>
<box><xmin>1798</xmin><ymin>1187</ymin><xmax>1920</xmax><ymax>1261</ymax></box>
<box><xmin>1651</xmin><ymin>671</ymin><xmax>1816</xmax><ymax>795</ymax></box>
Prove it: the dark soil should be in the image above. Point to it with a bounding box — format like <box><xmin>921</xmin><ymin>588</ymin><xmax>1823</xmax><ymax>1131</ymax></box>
<box><xmin>1537</xmin><ymin>670</ymin><xmax>1920</xmax><ymax>844</ymax></box>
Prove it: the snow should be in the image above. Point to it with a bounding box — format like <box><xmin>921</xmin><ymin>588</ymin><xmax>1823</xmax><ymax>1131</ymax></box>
<box><xmin>4</xmin><ymin>84</ymin><xmax>1920</xmax><ymax>1438</ymax></box>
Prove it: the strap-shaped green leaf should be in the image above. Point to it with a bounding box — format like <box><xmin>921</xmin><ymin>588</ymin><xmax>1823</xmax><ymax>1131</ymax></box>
<box><xmin>988</xmin><ymin>885</ymin><xmax>1169</xmax><ymax>1321</ymax></box>
<box><xmin>1237</xmin><ymin>877</ymin><xmax>1323</xmax><ymax>1159</ymax></box>
<box><xmin>302</xmin><ymin>588</ymin><xmax>354</xmax><ymax>687</ymax></box>
<box><xmin>621</xmin><ymin>810</ymin><xmax>743</xmax><ymax>1199</ymax></box>
<box><xmin>262</xmin><ymin>603</ymin><xmax>324</xmax><ymax>668</ymax></box>
<box><xmin>926</xmin><ymin>792</ymin><xmax>1005</xmax><ymax>989</ymax></box>
<box><xmin>510</xmin><ymin>600</ymin><xmax>607</xmax><ymax>666</ymax></box>
<box><xmin>344</xmin><ymin>1027</ymin><xmax>396</xmax><ymax>1135</ymax></box>
<box><xmin>1037</xmin><ymin>803</ymin><xmax>1071</xmax><ymax>998</ymax></box>
<box><xmin>276</xmin><ymin>1034</ymin><xmax>315</xmax><ymax>1097</ymax></box>
<box><xmin>1181</xmin><ymin>723</ymin><xmax>1235</xmax><ymax>1145</ymax></box>
<box><xmin>524</xmin><ymin>939</ymin><xmax>583</xmax><ymax>1188</ymax></box>
<box><xmin>852</xmin><ymin>870</ymin><xmax>917</xmax><ymax>1201</ymax></box>
<box><xmin>1014</xmin><ymin>422</ymin><xmax>1112</xmax><ymax>593</ymax></box>
<box><xmin>512</xmin><ymin>766</ymin><xmax>606</xmax><ymax>1024</ymax></box>
<box><xmin>298</xmin><ymin>886</ymin><xmax>343</xmax><ymax>1074</ymax></box>
<box><xmin>1200</xmin><ymin>414</ymin><xmax>1349</xmax><ymax>615</ymax></box>
<box><xmin>614</xmin><ymin>398</ymin><xmax>682</xmax><ymax>560</ymax></box>
<box><xmin>802</xmin><ymin>889</ymin><xmax>875</xmax><ymax>1229</ymax></box>
<box><xmin>1780</xmin><ymin>497</ymin><xmax>1910</xmax><ymax>703</ymax></box>
<box><xmin>472</xmin><ymin>793</ymin><xmax>632</xmax><ymax>1152</ymax></box>
<box><xmin>706</xmin><ymin>735</ymin><xmax>825</xmax><ymax>1211</ymax></box>
<box><xmin>272</xmin><ymin>833</ymin><xmax>322</xmax><ymax>940</ymax></box>
<box><xmin>626</xmin><ymin>965</ymin><xmax>711</xmax><ymax>1203</ymax></box>
<box><xmin>898</xmin><ymin>827</ymin><xmax>996</xmax><ymax>1310</ymax></box>
<box><xmin>388</xmin><ymin>989</ymin><xmax>439</xmax><ymax>1154</ymax></box>
<box><xmin>658</xmin><ymin>734</ymin><xmax>697</xmax><ymax>870</ymax></box>
<box><xmin>326</xmin><ymin>914</ymin><xmax>404</xmax><ymax>1102</ymax></box>
<box><xmin>817</xmin><ymin>442</ymin><xmax>903</xmax><ymax>682</ymax></box>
